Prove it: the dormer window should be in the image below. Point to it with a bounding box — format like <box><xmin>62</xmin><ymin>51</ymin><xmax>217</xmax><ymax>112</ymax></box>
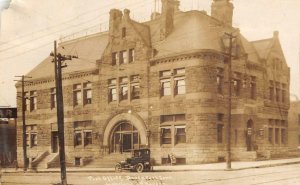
<box><xmin>122</xmin><ymin>27</ymin><xmax>126</xmax><ymax>38</ymax></box>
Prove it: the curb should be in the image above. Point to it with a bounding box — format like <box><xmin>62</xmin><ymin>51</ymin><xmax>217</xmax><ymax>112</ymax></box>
<box><xmin>2</xmin><ymin>161</ymin><xmax>300</xmax><ymax>174</ymax></box>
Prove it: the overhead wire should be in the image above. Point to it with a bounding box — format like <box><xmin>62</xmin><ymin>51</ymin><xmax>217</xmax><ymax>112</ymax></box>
<box><xmin>0</xmin><ymin>1</ymin><xmax>154</xmax><ymax>61</ymax></box>
<box><xmin>0</xmin><ymin>0</ymin><xmax>153</xmax><ymax>54</ymax></box>
<box><xmin>0</xmin><ymin>0</ymin><xmax>151</xmax><ymax>47</ymax></box>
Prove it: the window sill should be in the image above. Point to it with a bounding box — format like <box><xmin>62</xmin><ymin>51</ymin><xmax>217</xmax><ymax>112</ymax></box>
<box><xmin>83</xmin><ymin>103</ymin><xmax>92</xmax><ymax>107</ymax></box>
<box><xmin>174</xmin><ymin>94</ymin><xmax>185</xmax><ymax>98</ymax></box>
<box><xmin>161</xmin><ymin>144</ymin><xmax>172</xmax><ymax>148</ymax></box>
<box><xmin>175</xmin><ymin>143</ymin><xmax>187</xmax><ymax>147</ymax></box>
<box><xmin>160</xmin><ymin>95</ymin><xmax>171</xmax><ymax>100</ymax></box>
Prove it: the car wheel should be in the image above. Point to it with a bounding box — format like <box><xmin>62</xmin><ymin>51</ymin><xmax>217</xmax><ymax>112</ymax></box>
<box><xmin>136</xmin><ymin>163</ymin><xmax>144</xmax><ymax>173</ymax></box>
<box><xmin>115</xmin><ymin>163</ymin><xmax>122</xmax><ymax>172</ymax></box>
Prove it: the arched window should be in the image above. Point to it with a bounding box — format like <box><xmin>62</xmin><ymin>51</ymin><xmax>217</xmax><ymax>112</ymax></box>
<box><xmin>110</xmin><ymin>122</ymin><xmax>140</xmax><ymax>153</ymax></box>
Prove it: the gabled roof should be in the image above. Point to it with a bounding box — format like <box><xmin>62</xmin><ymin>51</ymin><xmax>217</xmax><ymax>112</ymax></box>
<box><xmin>147</xmin><ymin>10</ymin><xmax>225</xmax><ymax>58</ymax></box>
<box><xmin>26</xmin><ymin>32</ymin><xmax>108</xmax><ymax>80</ymax></box>
<box><xmin>251</xmin><ymin>38</ymin><xmax>273</xmax><ymax>60</ymax></box>
<box><xmin>238</xmin><ymin>34</ymin><xmax>260</xmax><ymax>62</ymax></box>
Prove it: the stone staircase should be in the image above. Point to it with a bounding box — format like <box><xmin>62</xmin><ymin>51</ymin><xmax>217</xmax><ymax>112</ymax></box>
<box><xmin>34</xmin><ymin>153</ymin><xmax>59</xmax><ymax>169</ymax></box>
<box><xmin>85</xmin><ymin>153</ymin><xmax>132</xmax><ymax>168</ymax></box>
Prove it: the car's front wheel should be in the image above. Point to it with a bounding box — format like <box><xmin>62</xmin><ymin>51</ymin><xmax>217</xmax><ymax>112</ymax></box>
<box><xmin>135</xmin><ymin>163</ymin><xmax>144</xmax><ymax>173</ymax></box>
<box><xmin>115</xmin><ymin>163</ymin><xmax>122</xmax><ymax>172</ymax></box>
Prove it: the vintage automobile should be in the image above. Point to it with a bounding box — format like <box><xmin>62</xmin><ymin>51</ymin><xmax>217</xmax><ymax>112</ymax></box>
<box><xmin>115</xmin><ymin>149</ymin><xmax>152</xmax><ymax>172</ymax></box>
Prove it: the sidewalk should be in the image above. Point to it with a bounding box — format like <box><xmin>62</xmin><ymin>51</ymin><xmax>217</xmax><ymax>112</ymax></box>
<box><xmin>2</xmin><ymin>157</ymin><xmax>300</xmax><ymax>173</ymax></box>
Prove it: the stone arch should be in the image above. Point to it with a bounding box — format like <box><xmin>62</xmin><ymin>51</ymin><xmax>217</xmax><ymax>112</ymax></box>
<box><xmin>103</xmin><ymin>112</ymin><xmax>147</xmax><ymax>146</ymax></box>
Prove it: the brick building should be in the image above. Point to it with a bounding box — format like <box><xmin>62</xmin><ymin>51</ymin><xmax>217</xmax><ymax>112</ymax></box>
<box><xmin>16</xmin><ymin>0</ymin><xmax>290</xmax><ymax>167</ymax></box>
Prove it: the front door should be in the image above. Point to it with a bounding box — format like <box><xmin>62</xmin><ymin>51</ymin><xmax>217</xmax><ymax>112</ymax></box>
<box><xmin>51</xmin><ymin>131</ymin><xmax>59</xmax><ymax>153</ymax></box>
<box><xmin>122</xmin><ymin>134</ymin><xmax>132</xmax><ymax>152</ymax></box>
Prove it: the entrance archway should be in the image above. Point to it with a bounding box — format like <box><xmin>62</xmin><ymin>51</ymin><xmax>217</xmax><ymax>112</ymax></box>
<box><xmin>110</xmin><ymin>122</ymin><xmax>140</xmax><ymax>153</ymax></box>
<box><xmin>246</xmin><ymin>119</ymin><xmax>254</xmax><ymax>151</ymax></box>
<box><xmin>103</xmin><ymin>112</ymin><xmax>148</xmax><ymax>153</ymax></box>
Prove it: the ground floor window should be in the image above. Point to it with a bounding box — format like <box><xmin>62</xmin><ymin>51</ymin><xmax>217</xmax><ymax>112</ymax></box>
<box><xmin>110</xmin><ymin>122</ymin><xmax>140</xmax><ymax>153</ymax></box>
<box><xmin>161</xmin><ymin>127</ymin><xmax>172</xmax><ymax>144</ymax></box>
<box><xmin>74</xmin><ymin>121</ymin><xmax>93</xmax><ymax>147</ymax></box>
<box><xmin>26</xmin><ymin>125</ymin><xmax>37</xmax><ymax>148</ymax></box>
<box><xmin>217</xmin><ymin>124</ymin><xmax>224</xmax><ymax>143</ymax></box>
<box><xmin>268</xmin><ymin>119</ymin><xmax>287</xmax><ymax>146</ymax></box>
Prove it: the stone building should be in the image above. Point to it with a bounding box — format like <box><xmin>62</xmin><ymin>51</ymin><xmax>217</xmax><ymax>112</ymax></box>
<box><xmin>288</xmin><ymin>101</ymin><xmax>300</xmax><ymax>149</ymax></box>
<box><xmin>15</xmin><ymin>0</ymin><xmax>290</xmax><ymax>167</ymax></box>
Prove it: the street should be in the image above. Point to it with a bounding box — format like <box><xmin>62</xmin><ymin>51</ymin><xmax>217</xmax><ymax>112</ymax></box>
<box><xmin>1</xmin><ymin>163</ymin><xmax>300</xmax><ymax>185</ymax></box>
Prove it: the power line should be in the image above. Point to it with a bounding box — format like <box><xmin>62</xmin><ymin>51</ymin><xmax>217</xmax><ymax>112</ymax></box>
<box><xmin>0</xmin><ymin>1</ymin><xmax>149</xmax><ymax>47</ymax></box>
<box><xmin>0</xmin><ymin>1</ymin><xmax>153</xmax><ymax>53</ymax></box>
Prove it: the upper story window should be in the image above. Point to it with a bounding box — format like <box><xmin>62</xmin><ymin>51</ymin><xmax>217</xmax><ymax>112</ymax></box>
<box><xmin>161</xmin><ymin>79</ymin><xmax>171</xmax><ymax>96</ymax></box>
<box><xmin>83</xmin><ymin>82</ymin><xmax>92</xmax><ymax>105</ymax></box>
<box><xmin>120</xmin><ymin>77</ymin><xmax>128</xmax><ymax>101</ymax></box>
<box><xmin>250</xmin><ymin>76</ymin><xmax>256</xmax><ymax>99</ymax></box>
<box><xmin>108</xmin><ymin>78</ymin><xmax>117</xmax><ymax>102</ymax></box>
<box><xmin>24</xmin><ymin>92</ymin><xmax>30</xmax><ymax>111</ymax></box>
<box><xmin>112</xmin><ymin>49</ymin><xmax>135</xmax><ymax>65</ymax></box>
<box><xmin>281</xmin><ymin>83</ymin><xmax>286</xmax><ymax>103</ymax></box>
<box><xmin>112</xmin><ymin>52</ymin><xmax>118</xmax><ymax>66</ymax></box>
<box><xmin>232</xmin><ymin>72</ymin><xmax>241</xmax><ymax>97</ymax></box>
<box><xmin>122</xmin><ymin>27</ymin><xmax>126</xmax><ymax>38</ymax></box>
<box><xmin>24</xmin><ymin>91</ymin><xmax>37</xmax><ymax>111</ymax></box>
<box><xmin>73</xmin><ymin>84</ymin><xmax>82</xmax><ymax>106</ymax></box>
<box><xmin>216</xmin><ymin>68</ymin><xmax>224</xmax><ymax>94</ymax></box>
<box><xmin>129</xmin><ymin>48</ymin><xmax>135</xmax><ymax>63</ymax></box>
<box><xmin>174</xmin><ymin>68</ymin><xmax>186</xmax><ymax>95</ymax></box>
<box><xmin>275</xmin><ymin>82</ymin><xmax>280</xmax><ymax>102</ymax></box>
<box><xmin>50</xmin><ymin>88</ymin><xmax>56</xmax><ymax>109</ymax></box>
<box><xmin>131</xmin><ymin>75</ymin><xmax>140</xmax><ymax>100</ymax></box>
<box><xmin>30</xmin><ymin>91</ymin><xmax>37</xmax><ymax>111</ymax></box>
<box><xmin>160</xmin><ymin>68</ymin><xmax>186</xmax><ymax>97</ymax></box>
<box><xmin>119</xmin><ymin>50</ymin><xmax>127</xmax><ymax>64</ymax></box>
<box><xmin>269</xmin><ymin>80</ymin><xmax>274</xmax><ymax>101</ymax></box>
<box><xmin>108</xmin><ymin>75</ymin><xmax>141</xmax><ymax>103</ymax></box>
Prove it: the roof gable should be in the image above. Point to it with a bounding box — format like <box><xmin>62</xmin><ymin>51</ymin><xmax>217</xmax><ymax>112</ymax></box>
<box><xmin>26</xmin><ymin>32</ymin><xmax>108</xmax><ymax>80</ymax></box>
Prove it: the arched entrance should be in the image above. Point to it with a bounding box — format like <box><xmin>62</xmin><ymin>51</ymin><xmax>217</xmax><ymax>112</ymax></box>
<box><xmin>103</xmin><ymin>112</ymin><xmax>148</xmax><ymax>153</ymax></box>
<box><xmin>246</xmin><ymin>119</ymin><xmax>254</xmax><ymax>151</ymax></box>
<box><xmin>110</xmin><ymin>122</ymin><xmax>140</xmax><ymax>153</ymax></box>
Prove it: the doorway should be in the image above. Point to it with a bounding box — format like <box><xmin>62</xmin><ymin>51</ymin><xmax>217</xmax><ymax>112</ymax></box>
<box><xmin>51</xmin><ymin>131</ymin><xmax>59</xmax><ymax>153</ymax></box>
<box><xmin>122</xmin><ymin>134</ymin><xmax>132</xmax><ymax>152</ymax></box>
<box><xmin>110</xmin><ymin>122</ymin><xmax>140</xmax><ymax>153</ymax></box>
<box><xmin>246</xmin><ymin>120</ymin><xmax>254</xmax><ymax>151</ymax></box>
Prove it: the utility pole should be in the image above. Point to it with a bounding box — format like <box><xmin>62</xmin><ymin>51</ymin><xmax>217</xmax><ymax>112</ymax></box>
<box><xmin>51</xmin><ymin>40</ymin><xmax>77</xmax><ymax>185</ymax></box>
<box><xmin>224</xmin><ymin>32</ymin><xmax>236</xmax><ymax>170</ymax></box>
<box><xmin>14</xmin><ymin>75</ymin><xmax>32</xmax><ymax>171</ymax></box>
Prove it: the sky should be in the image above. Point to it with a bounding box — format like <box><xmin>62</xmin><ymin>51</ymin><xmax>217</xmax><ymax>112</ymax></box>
<box><xmin>0</xmin><ymin>0</ymin><xmax>299</xmax><ymax>107</ymax></box>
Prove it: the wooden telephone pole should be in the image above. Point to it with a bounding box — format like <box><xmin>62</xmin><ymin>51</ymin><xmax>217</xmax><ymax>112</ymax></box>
<box><xmin>224</xmin><ymin>32</ymin><xmax>236</xmax><ymax>170</ymax></box>
<box><xmin>14</xmin><ymin>75</ymin><xmax>32</xmax><ymax>171</ymax></box>
<box><xmin>51</xmin><ymin>40</ymin><xmax>77</xmax><ymax>185</ymax></box>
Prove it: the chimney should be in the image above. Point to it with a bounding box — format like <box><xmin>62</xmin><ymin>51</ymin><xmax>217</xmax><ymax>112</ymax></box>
<box><xmin>123</xmin><ymin>9</ymin><xmax>130</xmax><ymax>21</ymax></box>
<box><xmin>211</xmin><ymin>0</ymin><xmax>234</xmax><ymax>26</ymax></box>
<box><xmin>109</xmin><ymin>9</ymin><xmax>123</xmax><ymax>37</ymax></box>
<box><xmin>160</xmin><ymin>0</ymin><xmax>179</xmax><ymax>40</ymax></box>
<box><xmin>273</xmin><ymin>30</ymin><xmax>279</xmax><ymax>38</ymax></box>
